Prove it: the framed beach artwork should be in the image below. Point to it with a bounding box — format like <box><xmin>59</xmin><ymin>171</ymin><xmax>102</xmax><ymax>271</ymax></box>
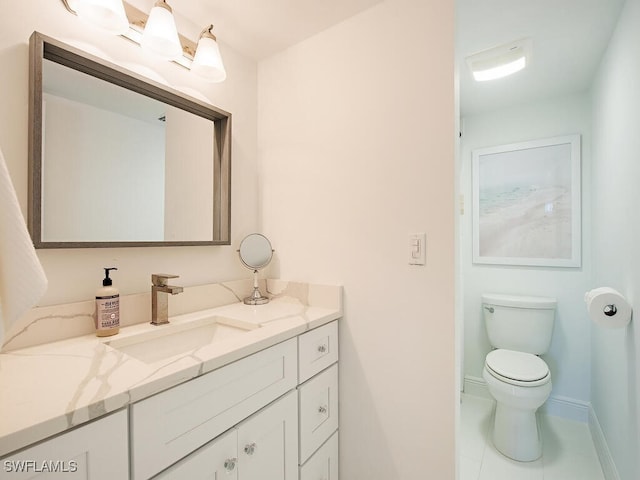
<box><xmin>472</xmin><ymin>135</ymin><xmax>581</xmax><ymax>267</ymax></box>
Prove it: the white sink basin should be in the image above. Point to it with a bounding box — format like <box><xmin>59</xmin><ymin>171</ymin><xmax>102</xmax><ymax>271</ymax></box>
<box><xmin>107</xmin><ymin>316</ymin><xmax>260</xmax><ymax>364</ymax></box>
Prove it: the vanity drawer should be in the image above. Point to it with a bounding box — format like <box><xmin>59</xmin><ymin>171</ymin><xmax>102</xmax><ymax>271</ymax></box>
<box><xmin>130</xmin><ymin>338</ymin><xmax>297</xmax><ymax>480</ymax></box>
<box><xmin>298</xmin><ymin>363</ymin><xmax>339</xmax><ymax>463</ymax></box>
<box><xmin>298</xmin><ymin>321</ymin><xmax>338</xmax><ymax>383</ymax></box>
<box><xmin>300</xmin><ymin>431</ymin><xmax>339</xmax><ymax>480</ymax></box>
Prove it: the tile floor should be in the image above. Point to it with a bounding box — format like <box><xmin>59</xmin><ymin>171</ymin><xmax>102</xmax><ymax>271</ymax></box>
<box><xmin>460</xmin><ymin>393</ymin><xmax>605</xmax><ymax>480</ymax></box>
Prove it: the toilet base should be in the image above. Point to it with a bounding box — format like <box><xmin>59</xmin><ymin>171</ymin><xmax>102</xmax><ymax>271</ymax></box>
<box><xmin>492</xmin><ymin>402</ymin><xmax>542</xmax><ymax>462</ymax></box>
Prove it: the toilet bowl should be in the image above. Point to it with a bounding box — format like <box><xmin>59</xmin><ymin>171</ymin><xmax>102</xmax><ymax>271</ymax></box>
<box><xmin>483</xmin><ymin>348</ymin><xmax>552</xmax><ymax>461</ymax></box>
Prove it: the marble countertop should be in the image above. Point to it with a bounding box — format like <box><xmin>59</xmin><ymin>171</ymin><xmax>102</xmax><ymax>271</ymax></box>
<box><xmin>0</xmin><ymin>281</ymin><xmax>342</xmax><ymax>457</ymax></box>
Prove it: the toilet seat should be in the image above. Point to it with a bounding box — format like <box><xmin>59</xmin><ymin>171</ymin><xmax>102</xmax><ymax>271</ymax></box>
<box><xmin>485</xmin><ymin>349</ymin><xmax>550</xmax><ymax>387</ymax></box>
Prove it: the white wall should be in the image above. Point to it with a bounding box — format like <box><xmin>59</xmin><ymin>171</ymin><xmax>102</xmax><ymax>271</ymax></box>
<box><xmin>460</xmin><ymin>93</ymin><xmax>593</xmax><ymax>412</ymax></box>
<box><xmin>0</xmin><ymin>0</ymin><xmax>259</xmax><ymax>306</ymax></box>
<box><xmin>257</xmin><ymin>0</ymin><xmax>456</xmax><ymax>478</ymax></box>
<box><xmin>42</xmin><ymin>93</ymin><xmax>165</xmax><ymax>242</ymax></box>
<box><xmin>164</xmin><ymin>106</ymin><xmax>214</xmax><ymax>241</ymax></box>
<box><xmin>590</xmin><ymin>0</ymin><xmax>640</xmax><ymax>477</ymax></box>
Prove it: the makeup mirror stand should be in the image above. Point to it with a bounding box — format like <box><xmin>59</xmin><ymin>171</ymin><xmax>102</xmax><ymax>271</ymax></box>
<box><xmin>245</xmin><ymin>269</ymin><xmax>269</xmax><ymax>305</ymax></box>
<box><xmin>238</xmin><ymin>233</ymin><xmax>274</xmax><ymax>305</ymax></box>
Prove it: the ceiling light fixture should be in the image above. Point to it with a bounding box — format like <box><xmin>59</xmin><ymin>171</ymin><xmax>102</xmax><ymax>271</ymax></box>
<box><xmin>60</xmin><ymin>0</ymin><xmax>227</xmax><ymax>82</ymax></box>
<box><xmin>466</xmin><ymin>38</ymin><xmax>531</xmax><ymax>82</ymax></box>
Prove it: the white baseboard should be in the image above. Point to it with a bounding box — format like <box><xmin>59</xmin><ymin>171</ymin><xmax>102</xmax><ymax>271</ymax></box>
<box><xmin>462</xmin><ymin>375</ymin><xmax>492</xmax><ymax>399</ymax></box>
<box><xmin>542</xmin><ymin>395</ymin><xmax>590</xmax><ymax>422</ymax></box>
<box><xmin>463</xmin><ymin>375</ymin><xmax>589</xmax><ymax>422</ymax></box>
<box><xmin>589</xmin><ymin>405</ymin><xmax>621</xmax><ymax>480</ymax></box>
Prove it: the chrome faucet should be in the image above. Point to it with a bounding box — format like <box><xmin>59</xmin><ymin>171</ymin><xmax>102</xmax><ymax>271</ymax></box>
<box><xmin>151</xmin><ymin>274</ymin><xmax>184</xmax><ymax>325</ymax></box>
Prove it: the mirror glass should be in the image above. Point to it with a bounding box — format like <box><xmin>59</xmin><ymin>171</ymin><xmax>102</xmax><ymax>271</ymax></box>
<box><xmin>29</xmin><ymin>32</ymin><xmax>231</xmax><ymax>248</ymax></box>
<box><xmin>238</xmin><ymin>233</ymin><xmax>273</xmax><ymax>270</ymax></box>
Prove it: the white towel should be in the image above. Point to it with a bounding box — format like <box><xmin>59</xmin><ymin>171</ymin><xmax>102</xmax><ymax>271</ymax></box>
<box><xmin>0</xmin><ymin>146</ymin><xmax>48</xmax><ymax>347</ymax></box>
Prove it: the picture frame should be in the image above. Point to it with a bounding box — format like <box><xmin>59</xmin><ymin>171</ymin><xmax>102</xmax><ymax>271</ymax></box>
<box><xmin>472</xmin><ymin>134</ymin><xmax>581</xmax><ymax>267</ymax></box>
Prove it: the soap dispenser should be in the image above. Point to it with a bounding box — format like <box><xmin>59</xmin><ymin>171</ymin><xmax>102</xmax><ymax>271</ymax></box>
<box><xmin>96</xmin><ymin>267</ymin><xmax>120</xmax><ymax>337</ymax></box>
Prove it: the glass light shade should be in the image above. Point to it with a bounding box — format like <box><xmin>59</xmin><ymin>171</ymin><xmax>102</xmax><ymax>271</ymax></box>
<box><xmin>141</xmin><ymin>2</ymin><xmax>182</xmax><ymax>60</ymax></box>
<box><xmin>74</xmin><ymin>0</ymin><xmax>129</xmax><ymax>34</ymax></box>
<box><xmin>191</xmin><ymin>35</ymin><xmax>227</xmax><ymax>82</ymax></box>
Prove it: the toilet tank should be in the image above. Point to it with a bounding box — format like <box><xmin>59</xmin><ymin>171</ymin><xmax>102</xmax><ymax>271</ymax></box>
<box><xmin>482</xmin><ymin>293</ymin><xmax>556</xmax><ymax>354</ymax></box>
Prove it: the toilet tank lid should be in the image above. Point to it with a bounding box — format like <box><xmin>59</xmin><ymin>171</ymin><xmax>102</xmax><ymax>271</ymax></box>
<box><xmin>482</xmin><ymin>293</ymin><xmax>557</xmax><ymax>309</ymax></box>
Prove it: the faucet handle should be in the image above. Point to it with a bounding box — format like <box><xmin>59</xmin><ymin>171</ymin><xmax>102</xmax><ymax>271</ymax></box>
<box><xmin>152</xmin><ymin>273</ymin><xmax>180</xmax><ymax>286</ymax></box>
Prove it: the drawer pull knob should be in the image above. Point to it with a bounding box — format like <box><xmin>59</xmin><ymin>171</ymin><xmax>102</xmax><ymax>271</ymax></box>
<box><xmin>318</xmin><ymin>405</ymin><xmax>328</xmax><ymax>414</ymax></box>
<box><xmin>317</xmin><ymin>344</ymin><xmax>327</xmax><ymax>353</ymax></box>
<box><xmin>244</xmin><ymin>442</ymin><xmax>257</xmax><ymax>455</ymax></box>
<box><xmin>224</xmin><ymin>457</ymin><xmax>237</xmax><ymax>471</ymax></box>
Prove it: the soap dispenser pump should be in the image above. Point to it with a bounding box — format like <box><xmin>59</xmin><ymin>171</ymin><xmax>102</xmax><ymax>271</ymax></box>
<box><xmin>96</xmin><ymin>267</ymin><xmax>120</xmax><ymax>337</ymax></box>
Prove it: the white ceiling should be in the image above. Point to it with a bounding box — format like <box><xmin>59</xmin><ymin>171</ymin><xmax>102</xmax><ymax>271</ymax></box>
<box><xmin>456</xmin><ymin>0</ymin><xmax>626</xmax><ymax>116</ymax></box>
<box><xmin>126</xmin><ymin>0</ymin><xmax>626</xmax><ymax>116</ymax></box>
<box><xmin>127</xmin><ymin>0</ymin><xmax>384</xmax><ymax>61</ymax></box>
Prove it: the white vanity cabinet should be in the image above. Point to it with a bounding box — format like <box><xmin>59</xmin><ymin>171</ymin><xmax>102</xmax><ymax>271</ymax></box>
<box><xmin>0</xmin><ymin>320</ymin><xmax>339</xmax><ymax>480</ymax></box>
<box><xmin>0</xmin><ymin>410</ymin><xmax>128</xmax><ymax>480</ymax></box>
<box><xmin>154</xmin><ymin>390</ymin><xmax>298</xmax><ymax>480</ymax></box>
<box><xmin>130</xmin><ymin>338</ymin><xmax>297</xmax><ymax>480</ymax></box>
<box><xmin>297</xmin><ymin>321</ymin><xmax>339</xmax><ymax>479</ymax></box>
<box><xmin>145</xmin><ymin>321</ymin><xmax>340</xmax><ymax>480</ymax></box>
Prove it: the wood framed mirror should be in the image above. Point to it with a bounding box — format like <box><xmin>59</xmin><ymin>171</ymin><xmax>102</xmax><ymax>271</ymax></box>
<box><xmin>28</xmin><ymin>31</ymin><xmax>231</xmax><ymax>248</ymax></box>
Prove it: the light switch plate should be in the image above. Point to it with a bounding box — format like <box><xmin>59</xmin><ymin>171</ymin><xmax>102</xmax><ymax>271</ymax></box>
<box><xmin>408</xmin><ymin>233</ymin><xmax>426</xmax><ymax>265</ymax></box>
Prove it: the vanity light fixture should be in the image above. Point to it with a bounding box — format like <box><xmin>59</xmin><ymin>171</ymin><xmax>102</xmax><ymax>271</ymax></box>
<box><xmin>466</xmin><ymin>38</ymin><xmax>531</xmax><ymax>82</ymax></box>
<box><xmin>65</xmin><ymin>0</ymin><xmax>129</xmax><ymax>34</ymax></box>
<box><xmin>140</xmin><ymin>0</ymin><xmax>182</xmax><ymax>61</ymax></box>
<box><xmin>60</xmin><ymin>0</ymin><xmax>227</xmax><ymax>82</ymax></box>
<box><xmin>191</xmin><ymin>25</ymin><xmax>227</xmax><ymax>83</ymax></box>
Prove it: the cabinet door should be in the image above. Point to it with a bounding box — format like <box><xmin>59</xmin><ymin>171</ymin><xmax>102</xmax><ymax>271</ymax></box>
<box><xmin>298</xmin><ymin>364</ymin><xmax>339</xmax><ymax>463</ymax></box>
<box><xmin>154</xmin><ymin>429</ymin><xmax>237</xmax><ymax>480</ymax></box>
<box><xmin>237</xmin><ymin>391</ymin><xmax>298</xmax><ymax>480</ymax></box>
<box><xmin>0</xmin><ymin>410</ymin><xmax>128</xmax><ymax>480</ymax></box>
<box><xmin>300</xmin><ymin>431</ymin><xmax>339</xmax><ymax>480</ymax></box>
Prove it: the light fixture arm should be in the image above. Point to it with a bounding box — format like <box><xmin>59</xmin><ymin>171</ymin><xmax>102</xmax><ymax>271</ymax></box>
<box><xmin>60</xmin><ymin>0</ymin><xmax>77</xmax><ymax>14</ymax></box>
<box><xmin>154</xmin><ymin>0</ymin><xmax>172</xmax><ymax>14</ymax></box>
<box><xmin>200</xmin><ymin>24</ymin><xmax>217</xmax><ymax>41</ymax></box>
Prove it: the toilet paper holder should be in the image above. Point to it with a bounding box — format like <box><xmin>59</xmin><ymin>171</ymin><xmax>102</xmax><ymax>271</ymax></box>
<box><xmin>584</xmin><ymin>287</ymin><xmax>632</xmax><ymax>328</ymax></box>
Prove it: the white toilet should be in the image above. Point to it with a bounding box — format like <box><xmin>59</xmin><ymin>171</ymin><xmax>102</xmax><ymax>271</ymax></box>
<box><xmin>481</xmin><ymin>293</ymin><xmax>556</xmax><ymax>462</ymax></box>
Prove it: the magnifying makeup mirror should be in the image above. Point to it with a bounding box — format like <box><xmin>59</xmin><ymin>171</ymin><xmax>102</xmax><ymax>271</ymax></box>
<box><xmin>238</xmin><ymin>233</ymin><xmax>274</xmax><ymax>305</ymax></box>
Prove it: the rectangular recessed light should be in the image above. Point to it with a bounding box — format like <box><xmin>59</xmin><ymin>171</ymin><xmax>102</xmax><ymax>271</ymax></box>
<box><xmin>466</xmin><ymin>38</ymin><xmax>532</xmax><ymax>82</ymax></box>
